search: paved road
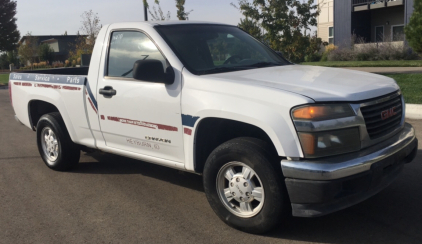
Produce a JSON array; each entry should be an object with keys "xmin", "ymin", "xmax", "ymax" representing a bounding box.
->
[{"xmin": 1, "ymin": 90, "xmax": 421, "ymax": 244}]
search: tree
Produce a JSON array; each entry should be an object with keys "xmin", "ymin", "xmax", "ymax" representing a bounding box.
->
[
  {"xmin": 6, "ymin": 49, "xmax": 18, "ymax": 66},
  {"xmin": 0, "ymin": 53, "xmax": 8, "ymax": 70},
  {"xmin": 238, "ymin": 17, "xmax": 262, "ymax": 41},
  {"xmin": 80, "ymin": 10, "xmax": 101, "ymax": 44},
  {"xmin": 0, "ymin": 50, "xmax": 18, "ymax": 69},
  {"xmin": 0, "ymin": 0, "xmax": 20, "ymax": 52},
  {"xmin": 38, "ymin": 43, "xmax": 54, "ymax": 63},
  {"xmin": 68, "ymin": 10, "xmax": 101, "ymax": 64},
  {"xmin": 233, "ymin": 0, "xmax": 320, "ymax": 63},
  {"xmin": 175, "ymin": 0, "xmax": 192, "ymax": 20},
  {"xmin": 405, "ymin": 0, "xmax": 422, "ymax": 54},
  {"xmin": 18, "ymin": 32, "xmax": 38, "ymax": 67},
  {"xmin": 145, "ymin": 0, "xmax": 171, "ymax": 21}
]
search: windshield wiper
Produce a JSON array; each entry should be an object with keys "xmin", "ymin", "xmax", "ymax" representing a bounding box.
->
[
  {"xmin": 245, "ymin": 62, "xmax": 282, "ymax": 68},
  {"xmin": 200, "ymin": 66, "xmax": 252, "ymax": 75}
]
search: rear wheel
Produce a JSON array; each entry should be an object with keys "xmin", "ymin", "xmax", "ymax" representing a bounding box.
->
[
  {"xmin": 203, "ymin": 137, "xmax": 288, "ymax": 234},
  {"xmin": 36, "ymin": 112, "xmax": 80, "ymax": 171}
]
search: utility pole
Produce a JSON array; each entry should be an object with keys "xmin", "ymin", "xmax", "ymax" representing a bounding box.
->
[{"xmin": 144, "ymin": 1, "xmax": 148, "ymax": 21}]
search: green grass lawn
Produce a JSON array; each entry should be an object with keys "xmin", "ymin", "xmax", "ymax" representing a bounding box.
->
[
  {"xmin": 383, "ymin": 73, "xmax": 422, "ymax": 104},
  {"xmin": 0, "ymin": 73, "xmax": 9, "ymax": 85},
  {"xmin": 302, "ymin": 60, "xmax": 422, "ymax": 67}
]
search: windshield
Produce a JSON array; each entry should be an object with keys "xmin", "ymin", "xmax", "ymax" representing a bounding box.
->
[{"xmin": 155, "ymin": 24, "xmax": 290, "ymax": 75}]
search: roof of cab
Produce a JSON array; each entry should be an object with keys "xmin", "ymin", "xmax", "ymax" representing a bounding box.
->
[{"xmin": 111, "ymin": 20, "xmax": 233, "ymax": 27}]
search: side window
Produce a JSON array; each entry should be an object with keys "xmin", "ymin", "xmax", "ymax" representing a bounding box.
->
[{"xmin": 107, "ymin": 31, "xmax": 166, "ymax": 78}]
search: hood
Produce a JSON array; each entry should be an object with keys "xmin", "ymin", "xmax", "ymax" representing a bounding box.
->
[{"xmin": 207, "ymin": 65, "xmax": 399, "ymax": 102}]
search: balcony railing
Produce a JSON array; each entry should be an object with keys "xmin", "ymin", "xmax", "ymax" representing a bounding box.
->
[{"xmin": 352, "ymin": 0, "xmax": 399, "ymax": 6}]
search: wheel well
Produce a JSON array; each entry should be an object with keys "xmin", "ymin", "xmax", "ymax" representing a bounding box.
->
[
  {"xmin": 194, "ymin": 118, "xmax": 278, "ymax": 173},
  {"xmin": 28, "ymin": 100, "xmax": 60, "ymax": 130}
]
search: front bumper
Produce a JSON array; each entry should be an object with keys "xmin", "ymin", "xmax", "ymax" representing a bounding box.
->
[{"xmin": 281, "ymin": 123, "xmax": 418, "ymax": 217}]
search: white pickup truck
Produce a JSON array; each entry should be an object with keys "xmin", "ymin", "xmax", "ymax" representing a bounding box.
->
[{"xmin": 10, "ymin": 21, "xmax": 418, "ymax": 234}]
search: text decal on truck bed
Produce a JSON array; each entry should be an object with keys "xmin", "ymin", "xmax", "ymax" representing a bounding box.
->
[{"xmin": 11, "ymin": 73, "xmax": 85, "ymax": 85}]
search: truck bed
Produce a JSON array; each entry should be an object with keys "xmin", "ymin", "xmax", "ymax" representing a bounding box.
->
[{"xmin": 10, "ymin": 67, "xmax": 98, "ymax": 149}]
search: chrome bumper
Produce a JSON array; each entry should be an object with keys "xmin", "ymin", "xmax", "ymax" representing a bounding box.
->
[{"xmin": 281, "ymin": 123, "xmax": 416, "ymax": 181}]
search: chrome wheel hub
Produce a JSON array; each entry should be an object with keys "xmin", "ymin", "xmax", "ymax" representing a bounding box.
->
[
  {"xmin": 41, "ymin": 127, "xmax": 59, "ymax": 163},
  {"xmin": 217, "ymin": 162, "xmax": 265, "ymax": 218}
]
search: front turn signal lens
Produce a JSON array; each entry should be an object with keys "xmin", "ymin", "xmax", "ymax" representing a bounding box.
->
[{"xmin": 292, "ymin": 104, "xmax": 355, "ymax": 121}]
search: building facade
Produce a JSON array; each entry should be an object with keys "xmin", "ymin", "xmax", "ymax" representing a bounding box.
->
[
  {"xmin": 317, "ymin": 0, "xmax": 334, "ymax": 44},
  {"xmin": 317, "ymin": 0, "xmax": 414, "ymax": 47},
  {"xmin": 19, "ymin": 35, "xmax": 86, "ymax": 62}
]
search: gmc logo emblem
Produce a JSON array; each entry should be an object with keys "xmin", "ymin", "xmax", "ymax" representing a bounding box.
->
[{"xmin": 381, "ymin": 107, "xmax": 397, "ymax": 120}]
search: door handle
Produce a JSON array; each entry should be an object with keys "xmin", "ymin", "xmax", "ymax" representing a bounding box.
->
[{"xmin": 99, "ymin": 86, "xmax": 117, "ymax": 97}]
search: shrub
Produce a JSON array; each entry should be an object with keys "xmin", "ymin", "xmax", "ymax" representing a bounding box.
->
[
  {"xmin": 305, "ymin": 53, "xmax": 322, "ymax": 62},
  {"xmin": 327, "ymin": 42, "xmax": 419, "ymax": 62},
  {"xmin": 321, "ymin": 44, "xmax": 338, "ymax": 61},
  {"xmin": 405, "ymin": 0, "xmax": 422, "ymax": 54},
  {"xmin": 52, "ymin": 61, "xmax": 64, "ymax": 68},
  {"xmin": 328, "ymin": 48, "xmax": 355, "ymax": 61}
]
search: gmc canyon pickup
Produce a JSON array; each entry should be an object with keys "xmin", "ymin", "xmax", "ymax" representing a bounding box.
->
[{"xmin": 10, "ymin": 21, "xmax": 418, "ymax": 234}]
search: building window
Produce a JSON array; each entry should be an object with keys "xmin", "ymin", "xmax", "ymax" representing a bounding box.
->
[
  {"xmin": 328, "ymin": 27, "xmax": 334, "ymax": 44},
  {"xmin": 375, "ymin": 26, "xmax": 384, "ymax": 42},
  {"xmin": 392, "ymin": 25, "xmax": 405, "ymax": 41}
]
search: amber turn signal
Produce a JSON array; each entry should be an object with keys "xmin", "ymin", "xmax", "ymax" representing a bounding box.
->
[{"xmin": 292, "ymin": 104, "xmax": 355, "ymax": 121}]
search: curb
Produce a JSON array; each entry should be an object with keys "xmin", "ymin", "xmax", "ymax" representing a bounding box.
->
[{"xmin": 406, "ymin": 104, "xmax": 422, "ymax": 120}]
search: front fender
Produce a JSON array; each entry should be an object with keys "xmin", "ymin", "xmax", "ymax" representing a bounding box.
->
[{"xmin": 181, "ymin": 71, "xmax": 313, "ymax": 171}]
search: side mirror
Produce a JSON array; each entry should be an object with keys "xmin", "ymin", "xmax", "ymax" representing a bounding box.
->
[{"xmin": 132, "ymin": 59, "xmax": 175, "ymax": 85}]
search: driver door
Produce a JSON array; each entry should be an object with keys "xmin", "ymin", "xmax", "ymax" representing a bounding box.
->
[{"xmin": 96, "ymin": 30, "xmax": 184, "ymax": 163}]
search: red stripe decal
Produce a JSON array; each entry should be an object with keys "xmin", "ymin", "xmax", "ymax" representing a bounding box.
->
[
  {"xmin": 88, "ymin": 97, "xmax": 97, "ymax": 114},
  {"xmin": 12, "ymin": 82, "xmax": 79, "ymax": 90},
  {"xmin": 100, "ymin": 115, "xmax": 105, "ymax": 120},
  {"xmin": 184, "ymin": 128, "xmax": 192, "ymax": 135},
  {"xmin": 62, "ymin": 86, "xmax": 80, "ymax": 91},
  {"xmin": 35, "ymin": 84, "xmax": 61, "ymax": 89},
  {"xmin": 107, "ymin": 116, "xmax": 178, "ymax": 132}
]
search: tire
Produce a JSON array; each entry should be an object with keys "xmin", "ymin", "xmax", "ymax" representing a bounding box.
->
[
  {"xmin": 203, "ymin": 137, "xmax": 288, "ymax": 234},
  {"xmin": 36, "ymin": 112, "xmax": 80, "ymax": 171}
]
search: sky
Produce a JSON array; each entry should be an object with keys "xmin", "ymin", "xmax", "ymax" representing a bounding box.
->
[{"xmin": 16, "ymin": 0, "xmax": 245, "ymax": 36}]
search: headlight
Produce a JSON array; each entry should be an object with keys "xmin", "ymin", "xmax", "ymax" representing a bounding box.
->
[
  {"xmin": 298, "ymin": 127, "xmax": 360, "ymax": 158},
  {"xmin": 292, "ymin": 104, "xmax": 355, "ymax": 121},
  {"xmin": 291, "ymin": 104, "xmax": 359, "ymax": 158}
]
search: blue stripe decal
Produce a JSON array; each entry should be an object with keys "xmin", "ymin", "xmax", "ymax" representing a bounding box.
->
[
  {"xmin": 85, "ymin": 79, "xmax": 98, "ymax": 110},
  {"xmin": 182, "ymin": 114, "xmax": 199, "ymax": 127}
]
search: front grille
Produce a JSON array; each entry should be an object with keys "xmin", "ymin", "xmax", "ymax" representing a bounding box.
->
[{"xmin": 361, "ymin": 94, "xmax": 403, "ymax": 140}]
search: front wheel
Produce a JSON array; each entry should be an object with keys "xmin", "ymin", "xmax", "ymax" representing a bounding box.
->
[
  {"xmin": 203, "ymin": 137, "xmax": 288, "ymax": 234},
  {"xmin": 36, "ymin": 112, "xmax": 80, "ymax": 171}
]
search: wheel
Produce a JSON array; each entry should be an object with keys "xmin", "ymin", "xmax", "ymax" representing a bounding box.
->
[
  {"xmin": 203, "ymin": 137, "xmax": 288, "ymax": 234},
  {"xmin": 36, "ymin": 112, "xmax": 80, "ymax": 171}
]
